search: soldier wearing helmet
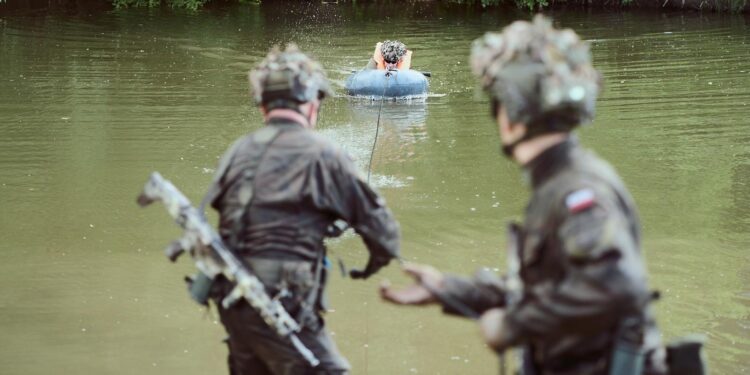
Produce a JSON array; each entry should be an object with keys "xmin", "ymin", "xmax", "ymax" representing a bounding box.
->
[
  {"xmin": 381, "ymin": 16, "xmax": 668, "ymax": 375},
  {"xmin": 365, "ymin": 40, "xmax": 412, "ymax": 70},
  {"xmin": 206, "ymin": 44, "xmax": 400, "ymax": 375}
]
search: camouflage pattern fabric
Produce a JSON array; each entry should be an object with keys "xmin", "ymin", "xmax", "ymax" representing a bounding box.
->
[
  {"xmin": 470, "ymin": 15, "xmax": 601, "ymax": 129},
  {"xmin": 207, "ymin": 117, "xmax": 401, "ymax": 374},
  {"xmin": 215, "ymin": 259, "xmax": 350, "ymax": 375},
  {"xmin": 439, "ymin": 139, "xmax": 667, "ymax": 375},
  {"xmin": 249, "ymin": 44, "xmax": 332, "ymax": 106},
  {"xmin": 210, "ymin": 118, "xmax": 399, "ymax": 265}
]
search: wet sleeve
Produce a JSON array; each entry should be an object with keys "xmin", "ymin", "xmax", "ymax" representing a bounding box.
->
[
  {"xmin": 440, "ymin": 268, "xmax": 506, "ymax": 318},
  {"xmin": 365, "ymin": 58, "xmax": 378, "ymax": 70},
  {"xmin": 497, "ymin": 188, "xmax": 649, "ymax": 349},
  {"xmin": 372, "ymin": 42, "xmax": 384, "ymax": 70},
  {"xmin": 400, "ymin": 50, "xmax": 412, "ymax": 70},
  {"xmin": 311, "ymin": 149, "xmax": 400, "ymax": 269}
]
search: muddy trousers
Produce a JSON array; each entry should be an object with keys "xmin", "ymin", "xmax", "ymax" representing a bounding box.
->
[{"xmin": 218, "ymin": 300, "xmax": 350, "ymax": 375}]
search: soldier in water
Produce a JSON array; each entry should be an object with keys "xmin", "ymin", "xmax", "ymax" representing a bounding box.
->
[
  {"xmin": 380, "ymin": 16, "xmax": 668, "ymax": 375},
  {"xmin": 206, "ymin": 44, "xmax": 401, "ymax": 375},
  {"xmin": 365, "ymin": 40, "xmax": 412, "ymax": 70}
]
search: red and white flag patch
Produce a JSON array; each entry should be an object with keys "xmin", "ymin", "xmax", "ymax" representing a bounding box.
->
[{"xmin": 565, "ymin": 188, "xmax": 596, "ymax": 213}]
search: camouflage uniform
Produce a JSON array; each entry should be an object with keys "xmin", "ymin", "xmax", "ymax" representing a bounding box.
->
[
  {"xmin": 434, "ymin": 16, "xmax": 666, "ymax": 374},
  {"xmin": 208, "ymin": 45, "xmax": 400, "ymax": 375},
  {"xmin": 440, "ymin": 138, "xmax": 665, "ymax": 374}
]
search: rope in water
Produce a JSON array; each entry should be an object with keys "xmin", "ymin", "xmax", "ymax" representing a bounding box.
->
[
  {"xmin": 366, "ymin": 71, "xmax": 392, "ymax": 184},
  {"xmin": 359, "ymin": 70, "xmax": 508, "ymax": 374},
  {"xmin": 363, "ymin": 70, "xmax": 392, "ymax": 375}
]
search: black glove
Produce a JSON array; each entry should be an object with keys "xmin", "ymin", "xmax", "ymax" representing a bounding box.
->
[{"xmin": 349, "ymin": 256, "xmax": 390, "ymax": 280}]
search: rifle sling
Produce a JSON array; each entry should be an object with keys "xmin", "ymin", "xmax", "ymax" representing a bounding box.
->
[{"xmin": 226, "ymin": 126, "xmax": 283, "ymax": 252}]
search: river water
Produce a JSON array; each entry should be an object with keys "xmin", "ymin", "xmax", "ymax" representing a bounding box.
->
[{"xmin": 1, "ymin": 3, "xmax": 748, "ymax": 374}]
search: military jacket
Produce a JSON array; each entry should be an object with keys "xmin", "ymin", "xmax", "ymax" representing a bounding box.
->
[
  {"xmin": 441, "ymin": 139, "xmax": 663, "ymax": 375},
  {"xmin": 209, "ymin": 118, "xmax": 400, "ymax": 265}
]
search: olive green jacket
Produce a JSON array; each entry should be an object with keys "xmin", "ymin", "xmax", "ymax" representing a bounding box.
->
[
  {"xmin": 441, "ymin": 139, "xmax": 664, "ymax": 375},
  {"xmin": 210, "ymin": 118, "xmax": 400, "ymax": 268}
]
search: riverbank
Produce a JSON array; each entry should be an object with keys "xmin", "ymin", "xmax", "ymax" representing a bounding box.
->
[
  {"xmin": 454, "ymin": 0, "xmax": 749, "ymax": 13},
  {"xmin": 600, "ymin": 0, "xmax": 748, "ymax": 13},
  {"xmin": 0, "ymin": 0, "xmax": 748, "ymax": 14}
]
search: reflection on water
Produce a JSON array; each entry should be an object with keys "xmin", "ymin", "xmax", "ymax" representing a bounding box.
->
[
  {"xmin": 0, "ymin": 4, "xmax": 748, "ymax": 375},
  {"xmin": 319, "ymin": 99, "xmax": 428, "ymax": 190}
]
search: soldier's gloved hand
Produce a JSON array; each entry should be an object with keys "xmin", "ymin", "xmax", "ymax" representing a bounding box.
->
[{"xmin": 349, "ymin": 256, "xmax": 390, "ymax": 279}]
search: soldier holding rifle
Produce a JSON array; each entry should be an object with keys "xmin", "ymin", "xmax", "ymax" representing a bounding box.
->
[
  {"xmin": 141, "ymin": 44, "xmax": 400, "ymax": 375},
  {"xmin": 208, "ymin": 44, "xmax": 401, "ymax": 375}
]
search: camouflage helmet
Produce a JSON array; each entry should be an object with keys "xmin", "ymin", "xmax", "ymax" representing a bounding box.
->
[
  {"xmin": 470, "ymin": 15, "xmax": 601, "ymax": 133},
  {"xmin": 249, "ymin": 44, "xmax": 332, "ymax": 110},
  {"xmin": 381, "ymin": 40, "xmax": 407, "ymax": 64}
]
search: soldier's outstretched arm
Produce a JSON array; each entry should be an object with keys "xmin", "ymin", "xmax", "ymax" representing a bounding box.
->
[
  {"xmin": 308, "ymin": 148, "xmax": 400, "ymax": 279},
  {"xmin": 483, "ymin": 186, "xmax": 650, "ymax": 352},
  {"xmin": 439, "ymin": 268, "xmax": 506, "ymax": 316},
  {"xmin": 380, "ymin": 264, "xmax": 506, "ymax": 319},
  {"xmin": 380, "ymin": 263, "xmax": 442, "ymax": 305}
]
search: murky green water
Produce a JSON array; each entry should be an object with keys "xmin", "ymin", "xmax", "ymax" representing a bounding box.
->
[{"xmin": 1, "ymin": 3, "xmax": 748, "ymax": 374}]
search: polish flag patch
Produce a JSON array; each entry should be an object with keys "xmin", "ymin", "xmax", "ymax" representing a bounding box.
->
[{"xmin": 565, "ymin": 188, "xmax": 596, "ymax": 213}]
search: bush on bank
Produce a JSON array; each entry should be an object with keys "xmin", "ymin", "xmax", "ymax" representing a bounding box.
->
[
  {"xmin": 110, "ymin": 0, "xmax": 748, "ymax": 12},
  {"xmin": 111, "ymin": 0, "xmax": 258, "ymax": 11},
  {"xmin": 0, "ymin": 0, "xmax": 747, "ymax": 13},
  {"xmin": 471, "ymin": 0, "xmax": 747, "ymax": 12}
]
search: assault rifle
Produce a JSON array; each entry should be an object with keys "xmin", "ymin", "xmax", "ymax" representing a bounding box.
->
[{"xmin": 136, "ymin": 172, "xmax": 320, "ymax": 367}]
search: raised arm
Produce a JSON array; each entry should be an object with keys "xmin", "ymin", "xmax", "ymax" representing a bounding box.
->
[{"xmin": 308, "ymin": 148, "xmax": 400, "ymax": 279}]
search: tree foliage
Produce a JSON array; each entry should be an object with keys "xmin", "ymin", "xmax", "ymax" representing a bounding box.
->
[
  {"xmin": 113, "ymin": 0, "xmax": 211, "ymax": 10},
  {"xmin": 1, "ymin": 0, "xmax": 743, "ymax": 12}
]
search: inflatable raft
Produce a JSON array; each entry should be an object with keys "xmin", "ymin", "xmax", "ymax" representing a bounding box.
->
[{"xmin": 345, "ymin": 69, "xmax": 429, "ymax": 98}]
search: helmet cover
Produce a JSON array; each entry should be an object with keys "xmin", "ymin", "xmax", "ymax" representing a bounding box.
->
[
  {"xmin": 470, "ymin": 15, "xmax": 601, "ymax": 130},
  {"xmin": 249, "ymin": 44, "xmax": 332, "ymax": 107}
]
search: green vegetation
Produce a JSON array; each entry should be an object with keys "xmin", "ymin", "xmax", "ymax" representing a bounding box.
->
[
  {"xmin": 113, "ymin": 0, "xmax": 209, "ymax": 10},
  {"xmin": 727, "ymin": 0, "xmax": 749, "ymax": 12},
  {"xmin": 107, "ymin": 0, "xmax": 747, "ymax": 12},
  {"xmin": 112, "ymin": 0, "xmax": 258, "ymax": 10},
  {"xmin": 447, "ymin": 0, "xmax": 542, "ymax": 10},
  {"xmin": 110, "ymin": 0, "xmax": 546, "ymax": 10},
  {"xmin": 0, "ymin": 0, "xmax": 745, "ymax": 13}
]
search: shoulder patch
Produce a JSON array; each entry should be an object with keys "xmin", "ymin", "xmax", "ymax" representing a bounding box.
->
[{"xmin": 565, "ymin": 188, "xmax": 596, "ymax": 213}]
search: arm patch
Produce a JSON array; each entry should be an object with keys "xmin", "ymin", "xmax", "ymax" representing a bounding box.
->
[
  {"xmin": 559, "ymin": 189, "xmax": 616, "ymax": 260},
  {"xmin": 565, "ymin": 188, "xmax": 596, "ymax": 213}
]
